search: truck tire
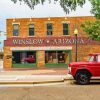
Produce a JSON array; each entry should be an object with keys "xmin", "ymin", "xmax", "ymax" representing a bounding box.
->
[{"xmin": 75, "ymin": 71, "xmax": 90, "ymax": 85}]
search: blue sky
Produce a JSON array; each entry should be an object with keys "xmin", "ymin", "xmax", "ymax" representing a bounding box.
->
[{"xmin": 0, "ymin": 0, "xmax": 92, "ymax": 48}]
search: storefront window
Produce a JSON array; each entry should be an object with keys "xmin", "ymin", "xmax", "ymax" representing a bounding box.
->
[
  {"xmin": 45, "ymin": 51, "xmax": 69, "ymax": 64},
  {"xmin": 12, "ymin": 51, "xmax": 36, "ymax": 64},
  {"xmin": 58, "ymin": 51, "xmax": 65, "ymax": 63},
  {"xmin": 45, "ymin": 51, "xmax": 57, "ymax": 63}
]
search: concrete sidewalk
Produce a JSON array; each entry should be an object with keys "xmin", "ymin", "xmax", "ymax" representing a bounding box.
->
[{"xmin": 0, "ymin": 68, "xmax": 73, "ymax": 84}]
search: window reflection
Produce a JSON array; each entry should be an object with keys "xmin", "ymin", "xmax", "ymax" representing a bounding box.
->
[
  {"xmin": 45, "ymin": 51, "xmax": 68, "ymax": 64},
  {"xmin": 12, "ymin": 51, "xmax": 36, "ymax": 64}
]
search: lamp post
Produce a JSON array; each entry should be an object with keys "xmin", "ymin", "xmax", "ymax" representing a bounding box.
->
[{"xmin": 74, "ymin": 28, "xmax": 78, "ymax": 62}]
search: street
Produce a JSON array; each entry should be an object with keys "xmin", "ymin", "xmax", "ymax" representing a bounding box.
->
[{"xmin": 0, "ymin": 80, "xmax": 100, "ymax": 100}]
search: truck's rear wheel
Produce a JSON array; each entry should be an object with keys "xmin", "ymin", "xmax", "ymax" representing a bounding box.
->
[{"xmin": 75, "ymin": 71, "xmax": 90, "ymax": 85}]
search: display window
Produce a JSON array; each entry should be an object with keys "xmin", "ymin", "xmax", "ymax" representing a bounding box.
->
[
  {"xmin": 45, "ymin": 51, "xmax": 69, "ymax": 64},
  {"xmin": 12, "ymin": 51, "xmax": 36, "ymax": 64}
]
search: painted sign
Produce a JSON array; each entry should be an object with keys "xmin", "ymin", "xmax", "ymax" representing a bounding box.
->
[{"xmin": 4, "ymin": 37, "xmax": 100, "ymax": 46}]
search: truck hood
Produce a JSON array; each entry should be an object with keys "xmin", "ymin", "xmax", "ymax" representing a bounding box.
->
[{"xmin": 69, "ymin": 62, "xmax": 88, "ymax": 67}]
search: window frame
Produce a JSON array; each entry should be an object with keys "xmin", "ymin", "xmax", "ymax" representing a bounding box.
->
[
  {"xmin": 46, "ymin": 23, "xmax": 53, "ymax": 36},
  {"xmin": 63, "ymin": 23, "xmax": 69, "ymax": 35},
  {"xmin": 12, "ymin": 24, "xmax": 19, "ymax": 36},
  {"xmin": 29, "ymin": 24, "xmax": 35, "ymax": 36}
]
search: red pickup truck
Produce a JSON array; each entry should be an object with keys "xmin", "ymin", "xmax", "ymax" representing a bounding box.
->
[
  {"xmin": 69, "ymin": 53, "xmax": 100, "ymax": 85},
  {"xmin": 23, "ymin": 55, "xmax": 35, "ymax": 63}
]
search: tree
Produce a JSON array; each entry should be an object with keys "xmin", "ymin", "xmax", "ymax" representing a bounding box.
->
[
  {"xmin": 90, "ymin": 0, "xmax": 100, "ymax": 19},
  {"xmin": 81, "ymin": 20, "xmax": 100, "ymax": 41},
  {"xmin": 81, "ymin": 0, "xmax": 100, "ymax": 41},
  {"xmin": 11, "ymin": 0, "xmax": 86, "ymax": 14}
]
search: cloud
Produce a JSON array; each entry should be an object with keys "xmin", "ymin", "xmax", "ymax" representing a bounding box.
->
[{"xmin": 0, "ymin": 0, "xmax": 91, "ymax": 18}]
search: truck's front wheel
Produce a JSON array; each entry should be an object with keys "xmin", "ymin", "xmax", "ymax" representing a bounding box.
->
[{"xmin": 75, "ymin": 71, "xmax": 90, "ymax": 85}]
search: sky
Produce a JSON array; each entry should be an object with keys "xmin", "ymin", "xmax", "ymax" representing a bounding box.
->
[{"xmin": 0, "ymin": 0, "xmax": 92, "ymax": 48}]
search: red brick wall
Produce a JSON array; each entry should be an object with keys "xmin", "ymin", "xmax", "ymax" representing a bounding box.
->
[
  {"xmin": 6, "ymin": 16, "xmax": 96, "ymax": 38},
  {"xmin": 4, "ymin": 16, "xmax": 100, "ymax": 69}
]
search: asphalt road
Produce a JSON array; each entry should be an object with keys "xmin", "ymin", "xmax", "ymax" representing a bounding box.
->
[{"xmin": 0, "ymin": 81, "xmax": 100, "ymax": 100}]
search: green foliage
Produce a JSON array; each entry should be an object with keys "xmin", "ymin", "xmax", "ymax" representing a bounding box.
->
[
  {"xmin": 81, "ymin": 0, "xmax": 100, "ymax": 41},
  {"xmin": 11, "ymin": 0, "xmax": 86, "ymax": 14},
  {"xmin": 89, "ymin": 0, "xmax": 100, "ymax": 19},
  {"xmin": 81, "ymin": 20, "xmax": 100, "ymax": 41},
  {"xmin": 59, "ymin": 0, "xmax": 86, "ymax": 13}
]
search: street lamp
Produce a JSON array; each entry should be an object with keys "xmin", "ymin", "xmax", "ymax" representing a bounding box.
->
[{"xmin": 74, "ymin": 28, "xmax": 78, "ymax": 62}]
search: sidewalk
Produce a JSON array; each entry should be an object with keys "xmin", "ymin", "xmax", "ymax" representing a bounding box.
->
[{"xmin": 0, "ymin": 68, "xmax": 73, "ymax": 84}]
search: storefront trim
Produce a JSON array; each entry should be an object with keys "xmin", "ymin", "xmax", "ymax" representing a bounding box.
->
[
  {"xmin": 45, "ymin": 63, "xmax": 68, "ymax": 68},
  {"xmin": 10, "ymin": 46, "xmax": 72, "ymax": 51},
  {"xmin": 12, "ymin": 63, "xmax": 37, "ymax": 68}
]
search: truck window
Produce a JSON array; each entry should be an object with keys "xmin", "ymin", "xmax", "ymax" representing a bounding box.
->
[
  {"xmin": 89, "ymin": 56, "xmax": 94, "ymax": 62},
  {"xmin": 97, "ymin": 55, "xmax": 100, "ymax": 62}
]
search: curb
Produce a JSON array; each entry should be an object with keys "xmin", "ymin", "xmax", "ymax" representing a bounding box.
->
[
  {"xmin": 0, "ymin": 74, "xmax": 73, "ymax": 85},
  {"xmin": 0, "ymin": 80, "xmax": 64, "ymax": 85},
  {"xmin": 0, "ymin": 78, "xmax": 73, "ymax": 85}
]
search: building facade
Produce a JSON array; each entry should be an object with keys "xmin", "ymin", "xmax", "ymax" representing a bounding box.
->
[{"xmin": 4, "ymin": 16, "xmax": 100, "ymax": 69}]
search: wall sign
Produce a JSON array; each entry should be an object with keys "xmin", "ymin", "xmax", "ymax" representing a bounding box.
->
[{"xmin": 4, "ymin": 37, "xmax": 100, "ymax": 46}]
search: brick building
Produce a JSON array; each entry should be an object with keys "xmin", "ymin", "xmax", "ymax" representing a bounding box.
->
[{"xmin": 4, "ymin": 16, "xmax": 100, "ymax": 70}]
